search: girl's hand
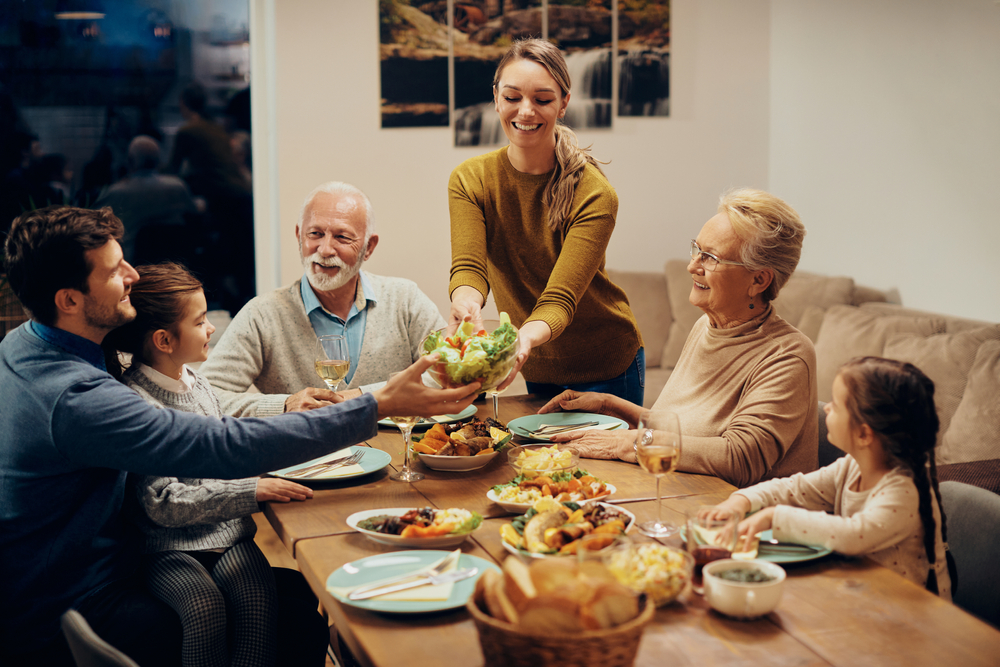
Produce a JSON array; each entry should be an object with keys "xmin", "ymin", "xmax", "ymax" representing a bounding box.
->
[
  {"xmin": 537, "ymin": 390, "xmax": 608, "ymax": 415},
  {"xmin": 256, "ymin": 478, "xmax": 313, "ymax": 503},
  {"xmin": 706, "ymin": 494, "xmax": 752, "ymax": 522},
  {"xmin": 550, "ymin": 428, "xmax": 636, "ymax": 463},
  {"xmin": 737, "ymin": 506, "xmax": 776, "ymax": 539}
]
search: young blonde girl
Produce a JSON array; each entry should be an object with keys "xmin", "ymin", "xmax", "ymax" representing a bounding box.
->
[
  {"xmin": 104, "ymin": 262, "xmax": 313, "ymax": 667},
  {"xmin": 713, "ymin": 356, "xmax": 953, "ymax": 598}
]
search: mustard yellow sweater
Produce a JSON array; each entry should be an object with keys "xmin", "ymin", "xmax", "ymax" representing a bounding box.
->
[{"xmin": 448, "ymin": 147, "xmax": 641, "ymax": 385}]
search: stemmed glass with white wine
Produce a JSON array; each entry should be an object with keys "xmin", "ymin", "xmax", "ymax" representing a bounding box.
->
[
  {"xmin": 315, "ymin": 335, "xmax": 349, "ymax": 391},
  {"xmin": 387, "ymin": 372, "xmax": 424, "ymax": 482},
  {"xmin": 634, "ymin": 410, "xmax": 683, "ymax": 538}
]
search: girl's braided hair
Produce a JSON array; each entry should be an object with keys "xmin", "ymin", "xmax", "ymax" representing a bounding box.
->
[{"xmin": 838, "ymin": 356, "xmax": 950, "ymax": 594}]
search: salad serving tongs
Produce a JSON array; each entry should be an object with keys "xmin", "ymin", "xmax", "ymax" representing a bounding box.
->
[
  {"xmin": 529, "ymin": 421, "xmax": 600, "ymax": 437},
  {"xmin": 347, "ymin": 549, "xmax": 462, "ymax": 600}
]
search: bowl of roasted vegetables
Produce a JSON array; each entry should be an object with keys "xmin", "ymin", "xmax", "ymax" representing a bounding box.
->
[
  {"xmin": 487, "ymin": 469, "xmax": 616, "ymax": 513},
  {"xmin": 413, "ymin": 419, "xmax": 512, "ymax": 471},
  {"xmin": 500, "ymin": 498, "xmax": 634, "ymax": 558},
  {"xmin": 422, "ymin": 315, "xmax": 519, "ymax": 393},
  {"xmin": 347, "ymin": 507, "xmax": 483, "ymax": 549}
]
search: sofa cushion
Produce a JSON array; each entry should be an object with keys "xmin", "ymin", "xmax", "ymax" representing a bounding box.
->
[
  {"xmin": 883, "ymin": 326, "xmax": 1000, "ymax": 450},
  {"xmin": 608, "ymin": 269, "xmax": 672, "ymax": 369},
  {"xmin": 939, "ymin": 340, "xmax": 1000, "ymax": 465},
  {"xmin": 860, "ymin": 302, "xmax": 993, "ymax": 334},
  {"xmin": 771, "ymin": 271, "xmax": 855, "ymax": 330},
  {"xmin": 660, "ymin": 260, "xmax": 703, "ymax": 369},
  {"xmin": 797, "ymin": 305, "xmax": 827, "ymax": 344},
  {"xmin": 813, "ymin": 305, "xmax": 946, "ymax": 402}
]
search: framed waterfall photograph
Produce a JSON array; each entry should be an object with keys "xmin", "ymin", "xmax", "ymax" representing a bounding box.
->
[
  {"xmin": 618, "ymin": 0, "xmax": 670, "ymax": 117},
  {"xmin": 379, "ymin": 0, "xmax": 450, "ymax": 128}
]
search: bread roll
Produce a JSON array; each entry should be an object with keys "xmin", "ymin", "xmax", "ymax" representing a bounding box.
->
[{"xmin": 502, "ymin": 557, "xmax": 537, "ymax": 611}]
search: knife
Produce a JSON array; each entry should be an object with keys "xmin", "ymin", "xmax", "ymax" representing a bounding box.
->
[{"xmin": 347, "ymin": 567, "xmax": 479, "ymax": 600}]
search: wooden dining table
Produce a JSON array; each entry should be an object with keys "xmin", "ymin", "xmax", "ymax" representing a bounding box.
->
[{"xmin": 264, "ymin": 394, "xmax": 1000, "ymax": 667}]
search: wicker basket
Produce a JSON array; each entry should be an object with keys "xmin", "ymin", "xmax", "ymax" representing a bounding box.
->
[{"xmin": 467, "ymin": 595, "xmax": 655, "ymax": 667}]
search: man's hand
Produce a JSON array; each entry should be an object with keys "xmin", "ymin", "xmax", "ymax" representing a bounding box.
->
[
  {"xmin": 283, "ymin": 387, "xmax": 345, "ymax": 413},
  {"xmin": 537, "ymin": 389, "xmax": 608, "ymax": 416},
  {"xmin": 255, "ymin": 478, "xmax": 313, "ymax": 503},
  {"xmin": 549, "ymin": 428, "xmax": 637, "ymax": 463},
  {"xmin": 372, "ymin": 354, "xmax": 480, "ymax": 420}
]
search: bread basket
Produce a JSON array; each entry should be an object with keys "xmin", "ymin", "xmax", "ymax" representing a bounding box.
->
[{"xmin": 466, "ymin": 594, "xmax": 655, "ymax": 667}]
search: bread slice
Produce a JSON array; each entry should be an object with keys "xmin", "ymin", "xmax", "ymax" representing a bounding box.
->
[
  {"xmin": 480, "ymin": 569, "xmax": 519, "ymax": 624},
  {"xmin": 579, "ymin": 581, "xmax": 641, "ymax": 630},
  {"xmin": 502, "ymin": 557, "xmax": 537, "ymax": 611},
  {"xmin": 518, "ymin": 593, "xmax": 585, "ymax": 633}
]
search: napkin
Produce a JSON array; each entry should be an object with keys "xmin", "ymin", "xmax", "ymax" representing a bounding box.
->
[
  {"xmin": 287, "ymin": 448, "xmax": 364, "ymax": 479},
  {"xmin": 542, "ymin": 422, "xmax": 622, "ymax": 437},
  {"xmin": 328, "ymin": 559, "xmax": 458, "ymax": 602}
]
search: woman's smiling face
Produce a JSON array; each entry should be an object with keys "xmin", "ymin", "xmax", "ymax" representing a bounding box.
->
[
  {"xmin": 688, "ymin": 213, "xmax": 760, "ymax": 328},
  {"xmin": 493, "ymin": 58, "xmax": 569, "ymax": 158}
]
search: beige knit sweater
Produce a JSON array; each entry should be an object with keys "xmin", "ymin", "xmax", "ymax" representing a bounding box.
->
[
  {"xmin": 738, "ymin": 456, "xmax": 952, "ymax": 600},
  {"xmin": 652, "ymin": 306, "xmax": 818, "ymax": 487}
]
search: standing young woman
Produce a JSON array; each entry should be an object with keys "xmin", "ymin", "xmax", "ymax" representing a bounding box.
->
[{"xmin": 448, "ymin": 38, "xmax": 644, "ymax": 404}]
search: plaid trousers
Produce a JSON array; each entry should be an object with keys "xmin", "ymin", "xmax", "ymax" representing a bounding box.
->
[{"xmin": 144, "ymin": 540, "xmax": 278, "ymax": 667}]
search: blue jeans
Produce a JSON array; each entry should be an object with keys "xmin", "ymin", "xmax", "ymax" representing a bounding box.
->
[{"xmin": 526, "ymin": 348, "xmax": 645, "ymax": 406}]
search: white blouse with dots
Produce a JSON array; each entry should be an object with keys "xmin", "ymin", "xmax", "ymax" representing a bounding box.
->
[{"xmin": 737, "ymin": 455, "xmax": 952, "ymax": 601}]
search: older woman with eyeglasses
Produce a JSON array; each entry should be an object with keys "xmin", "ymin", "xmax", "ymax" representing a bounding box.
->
[{"xmin": 539, "ymin": 188, "xmax": 817, "ymax": 487}]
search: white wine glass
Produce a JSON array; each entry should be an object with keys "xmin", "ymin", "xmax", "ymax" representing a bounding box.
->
[
  {"xmin": 315, "ymin": 335, "xmax": 350, "ymax": 391},
  {"xmin": 387, "ymin": 372, "xmax": 425, "ymax": 482},
  {"xmin": 634, "ymin": 410, "xmax": 682, "ymax": 538}
]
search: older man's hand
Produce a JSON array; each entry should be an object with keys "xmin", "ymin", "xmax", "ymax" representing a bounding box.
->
[
  {"xmin": 283, "ymin": 387, "xmax": 345, "ymax": 413},
  {"xmin": 549, "ymin": 428, "xmax": 637, "ymax": 464}
]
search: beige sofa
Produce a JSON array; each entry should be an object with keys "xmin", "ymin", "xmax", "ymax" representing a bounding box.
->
[{"xmin": 609, "ymin": 261, "xmax": 1000, "ymax": 494}]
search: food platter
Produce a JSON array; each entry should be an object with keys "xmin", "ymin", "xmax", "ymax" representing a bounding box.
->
[
  {"xmin": 327, "ymin": 550, "xmax": 500, "ymax": 614},
  {"xmin": 417, "ymin": 449, "xmax": 498, "ymax": 471},
  {"xmin": 507, "ymin": 413, "xmax": 628, "ymax": 441},
  {"xmin": 377, "ymin": 405, "xmax": 477, "ymax": 430},
  {"xmin": 486, "ymin": 483, "xmax": 617, "ymax": 513},
  {"xmin": 501, "ymin": 502, "xmax": 636, "ymax": 559},
  {"xmin": 346, "ymin": 508, "xmax": 482, "ymax": 549},
  {"xmin": 268, "ymin": 446, "xmax": 391, "ymax": 481}
]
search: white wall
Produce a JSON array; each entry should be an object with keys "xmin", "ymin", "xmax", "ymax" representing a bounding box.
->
[
  {"xmin": 251, "ymin": 0, "xmax": 771, "ymax": 318},
  {"xmin": 770, "ymin": 0, "xmax": 1000, "ymax": 321}
]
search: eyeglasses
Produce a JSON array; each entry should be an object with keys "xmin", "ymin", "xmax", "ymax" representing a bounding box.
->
[{"xmin": 689, "ymin": 240, "xmax": 747, "ymax": 271}]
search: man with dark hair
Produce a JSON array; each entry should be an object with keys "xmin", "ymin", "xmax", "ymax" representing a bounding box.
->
[{"xmin": 0, "ymin": 206, "xmax": 479, "ymax": 665}]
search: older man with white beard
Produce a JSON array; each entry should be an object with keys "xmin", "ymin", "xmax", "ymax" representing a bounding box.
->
[{"xmin": 199, "ymin": 181, "xmax": 446, "ymax": 416}]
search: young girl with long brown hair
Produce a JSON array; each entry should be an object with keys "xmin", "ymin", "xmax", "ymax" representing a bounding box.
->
[
  {"xmin": 104, "ymin": 262, "xmax": 313, "ymax": 667},
  {"xmin": 448, "ymin": 38, "xmax": 644, "ymax": 404},
  {"xmin": 712, "ymin": 356, "xmax": 953, "ymax": 598}
]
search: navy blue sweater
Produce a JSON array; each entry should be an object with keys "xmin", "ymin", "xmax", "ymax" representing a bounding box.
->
[{"xmin": 0, "ymin": 323, "xmax": 378, "ymax": 650}]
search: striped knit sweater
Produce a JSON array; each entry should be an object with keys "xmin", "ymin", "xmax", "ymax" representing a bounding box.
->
[{"xmin": 123, "ymin": 365, "xmax": 259, "ymax": 554}]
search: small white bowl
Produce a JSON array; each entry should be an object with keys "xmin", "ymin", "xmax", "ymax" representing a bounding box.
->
[
  {"xmin": 417, "ymin": 449, "xmax": 498, "ymax": 471},
  {"xmin": 703, "ymin": 559, "xmax": 786, "ymax": 619}
]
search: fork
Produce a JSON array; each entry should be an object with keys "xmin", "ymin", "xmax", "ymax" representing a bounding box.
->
[
  {"xmin": 285, "ymin": 450, "xmax": 365, "ymax": 478},
  {"xmin": 347, "ymin": 549, "xmax": 461, "ymax": 599}
]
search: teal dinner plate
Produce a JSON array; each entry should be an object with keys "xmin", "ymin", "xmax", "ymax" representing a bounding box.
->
[
  {"xmin": 269, "ymin": 446, "xmax": 391, "ymax": 481},
  {"xmin": 507, "ymin": 412, "xmax": 627, "ymax": 441},
  {"xmin": 753, "ymin": 529, "xmax": 833, "ymax": 564},
  {"xmin": 326, "ymin": 550, "xmax": 499, "ymax": 614},
  {"xmin": 377, "ymin": 404, "xmax": 478, "ymax": 430},
  {"xmin": 679, "ymin": 527, "xmax": 832, "ymax": 564}
]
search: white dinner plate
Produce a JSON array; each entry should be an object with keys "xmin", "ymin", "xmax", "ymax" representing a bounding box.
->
[
  {"xmin": 417, "ymin": 449, "xmax": 499, "ymax": 471},
  {"xmin": 346, "ymin": 508, "xmax": 481, "ymax": 549},
  {"xmin": 268, "ymin": 446, "xmax": 390, "ymax": 481},
  {"xmin": 507, "ymin": 412, "xmax": 628, "ymax": 441},
  {"xmin": 486, "ymin": 483, "xmax": 617, "ymax": 514},
  {"xmin": 377, "ymin": 405, "xmax": 477, "ymax": 430},
  {"xmin": 327, "ymin": 550, "xmax": 499, "ymax": 614},
  {"xmin": 500, "ymin": 502, "xmax": 635, "ymax": 559}
]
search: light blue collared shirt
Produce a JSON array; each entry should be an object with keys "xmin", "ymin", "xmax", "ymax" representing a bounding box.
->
[{"xmin": 300, "ymin": 272, "xmax": 376, "ymax": 385}]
